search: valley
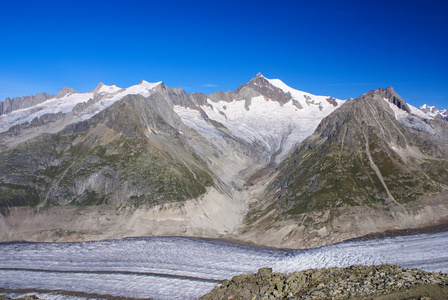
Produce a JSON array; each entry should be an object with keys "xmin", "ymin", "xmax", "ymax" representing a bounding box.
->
[{"xmin": 0, "ymin": 74, "xmax": 447, "ymax": 249}]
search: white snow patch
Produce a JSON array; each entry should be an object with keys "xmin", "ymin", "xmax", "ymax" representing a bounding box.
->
[
  {"xmin": 383, "ymin": 98, "xmax": 436, "ymax": 134},
  {"xmin": 384, "ymin": 97, "xmax": 409, "ymax": 120},
  {"xmin": 409, "ymin": 104, "xmax": 433, "ymax": 119},
  {"xmin": 0, "ymin": 92, "xmax": 94, "ymax": 131},
  {"xmin": 267, "ymin": 78, "xmax": 345, "ymax": 109},
  {"xmin": 173, "ymin": 106, "xmax": 225, "ymax": 141},
  {"xmin": 97, "ymin": 84, "xmax": 121, "ymax": 94}
]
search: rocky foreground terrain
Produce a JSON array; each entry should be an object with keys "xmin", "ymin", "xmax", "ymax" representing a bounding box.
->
[{"xmin": 200, "ymin": 264, "xmax": 448, "ymax": 300}]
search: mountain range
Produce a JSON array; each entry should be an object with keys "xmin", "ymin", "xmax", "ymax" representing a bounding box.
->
[{"xmin": 0, "ymin": 74, "xmax": 447, "ymax": 248}]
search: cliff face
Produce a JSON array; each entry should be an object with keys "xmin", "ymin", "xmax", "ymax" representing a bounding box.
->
[{"xmin": 1, "ymin": 93, "xmax": 54, "ymax": 116}]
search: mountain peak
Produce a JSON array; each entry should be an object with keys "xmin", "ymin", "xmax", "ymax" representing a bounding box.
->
[
  {"xmin": 234, "ymin": 73, "xmax": 293, "ymax": 107},
  {"xmin": 420, "ymin": 103, "xmax": 448, "ymax": 120},
  {"xmin": 56, "ymin": 86, "xmax": 77, "ymax": 98},
  {"xmin": 92, "ymin": 82, "xmax": 105, "ymax": 93},
  {"xmin": 247, "ymin": 73, "xmax": 272, "ymax": 86},
  {"xmin": 369, "ymin": 86, "xmax": 410, "ymax": 113},
  {"xmin": 421, "ymin": 104, "xmax": 430, "ymax": 110},
  {"xmin": 138, "ymin": 80, "xmax": 163, "ymax": 89}
]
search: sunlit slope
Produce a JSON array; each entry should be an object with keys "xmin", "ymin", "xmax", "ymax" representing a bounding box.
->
[{"xmin": 242, "ymin": 87, "xmax": 448, "ymax": 247}]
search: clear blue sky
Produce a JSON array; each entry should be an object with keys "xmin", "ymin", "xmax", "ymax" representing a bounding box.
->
[{"xmin": 1, "ymin": 0, "xmax": 447, "ymax": 109}]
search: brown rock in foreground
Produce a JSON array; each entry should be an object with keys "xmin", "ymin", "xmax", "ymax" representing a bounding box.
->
[
  {"xmin": 0, "ymin": 296, "xmax": 39, "ymax": 300},
  {"xmin": 200, "ymin": 264, "xmax": 448, "ymax": 300}
]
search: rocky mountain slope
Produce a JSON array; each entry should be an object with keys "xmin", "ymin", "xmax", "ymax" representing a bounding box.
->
[
  {"xmin": 0, "ymin": 91, "xmax": 214, "ymax": 208},
  {"xmin": 0, "ymin": 75, "xmax": 447, "ymax": 247},
  {"xmin": 242, "ymin": 87, "xmax": 448, "ymax": 247}
]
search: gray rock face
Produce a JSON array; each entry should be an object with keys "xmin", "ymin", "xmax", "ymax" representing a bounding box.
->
[
  {"xmin": 56, "ymin": 86, "xmax": 77, "ymax": 98},
  {"xmin": 1, "ymin": 93, "xmax": 54, "ymax": 116},
  {"xmin": 1, "ymin": 112, "xmax": 65, "ymax": 137},
  {"xmin": 375, "ymin": 86, "xmax": 411, "ymax": 113},
  {"xmin": 235, "ymin": 73, "xmax": 293, "ymax": 107},
  {"xmin": 326, "ymin": 97, "xmax": 338, "ymax": 107}
]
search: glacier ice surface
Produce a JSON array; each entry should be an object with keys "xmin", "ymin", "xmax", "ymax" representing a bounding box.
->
[{"xmin": 0, "ymin": 231, "xmax": 447, "ymax": 299}]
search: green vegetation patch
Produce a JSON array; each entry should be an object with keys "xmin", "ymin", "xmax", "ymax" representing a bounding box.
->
[{"xmin": 0, "ymin": 183, "xmax": 41, "ymax": 208}]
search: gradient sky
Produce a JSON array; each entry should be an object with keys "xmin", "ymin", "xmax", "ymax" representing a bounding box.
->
[{"xmin": 1, "ymin": 0, "xmax": 447, "ymax": 109}]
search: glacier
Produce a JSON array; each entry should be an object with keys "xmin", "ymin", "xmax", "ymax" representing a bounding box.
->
[{"xmin": 0, "ymin": 231, "xmax": 447, "ymax": 300}]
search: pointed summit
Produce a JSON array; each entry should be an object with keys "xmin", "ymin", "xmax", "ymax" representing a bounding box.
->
[
  {"xmin": 246, "ymin": 73, "xmax": 273, "ymax": 88},
  {"xmin": 92, "ymin": 82, "xmax": 105, "ymax": 93},
  {"xmin": 232, "ymin": 73, "xmax": 293, "ymax": 106},
  {"xmin": 248, "ymin": 73, "xmax": 268, "ymax": 84},
  {"xmin": 56, "ymin": 86, "xmax": 77, "ymax": 98},
  {"xmin": 368, "ymin": 86, "xmax": 410, "ymax": 113},
  {"xmin": 259, "ymin": 85, "xmax": 448, "ymax": 246}
]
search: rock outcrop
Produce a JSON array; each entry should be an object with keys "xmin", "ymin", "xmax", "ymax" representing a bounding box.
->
[
  {"xmin": 56, "ymin": 86, "xmax": 77, "ymax": 98},
  {"xmin": 200, "ymin": 264, "xmax": 448, "ymax": 300},
  {"xmin": 1, "ymin": 93, "xmax": 53, "ymax": 116}
]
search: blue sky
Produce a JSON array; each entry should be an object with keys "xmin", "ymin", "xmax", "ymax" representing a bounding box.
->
[{"xmin": 1, "ymin": 0, "xmax": 447, "ymax": 109}]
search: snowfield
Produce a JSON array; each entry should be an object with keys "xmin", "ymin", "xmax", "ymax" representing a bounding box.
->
[
  {"xmin": 383, "ymin": 98, "xmax": 437, "ymax": 134},
  {"xmin": 0, "ymin": 231, "xmax": 447, "ymax": 300},
  {"xmin": 174, "ymin": 77, "xmax": 344, "ymax": 164}
]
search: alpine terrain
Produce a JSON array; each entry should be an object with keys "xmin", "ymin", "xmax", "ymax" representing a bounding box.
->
[{"xmin": 0, "ymin": 74, "xmax": 447, "ymax": 248}]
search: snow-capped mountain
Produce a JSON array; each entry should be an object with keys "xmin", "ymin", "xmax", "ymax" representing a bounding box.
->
[
  {"xmin": 0, "ymin": 80, "xmax": 161, "ymax": 133},
  {"xmin": 174, "ymin": 74, "xmax": 344, "ymax": 164},
  {"xmin": 0, "ymin": 74, "xmax": 447, "ymax": 249},
  {"xmin": 420, "ymin": 103, "xmax": 448, "ymax": 120}
]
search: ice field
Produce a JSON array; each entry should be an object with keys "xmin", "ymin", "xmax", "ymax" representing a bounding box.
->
[{"xmin": 1, "ymin": 230, "xmax": 447, "ymax": 299}]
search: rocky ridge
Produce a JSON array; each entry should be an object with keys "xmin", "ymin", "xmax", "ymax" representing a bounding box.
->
[
  {"xmin": 200, "ymin": 264, "xmax": 448, "ymax": 300},
  {"xmin": 0, "ymin": 93, "xmax": 54, "ymax": 117}
]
